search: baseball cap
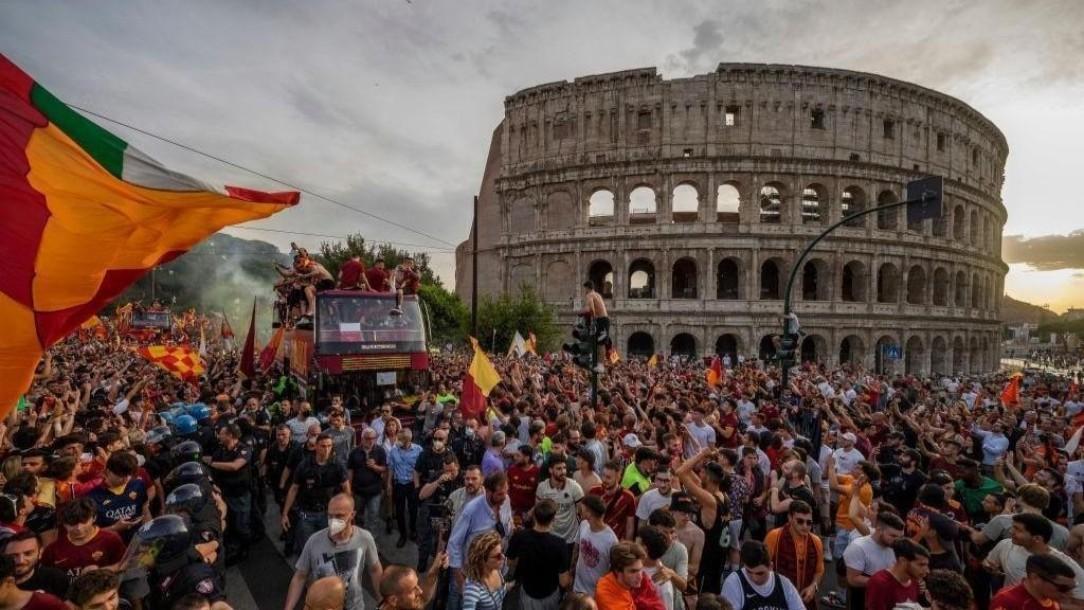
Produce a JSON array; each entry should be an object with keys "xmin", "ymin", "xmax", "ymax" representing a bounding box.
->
[
  {"xmin": 842, "ymin": 432, "xmax": 857, "ymax": 443},
  {"xmin": 622, "ymin": 433, "xmax": 643, "ymax": 449}
]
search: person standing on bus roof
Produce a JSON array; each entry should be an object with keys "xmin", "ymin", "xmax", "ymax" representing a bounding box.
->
[
  {"xmin": 391, "ymin": 258, "xmax": 420, "ymax": 316},
  {"xmin": 337, "ymin": 255, "xmax": 371, "ymax": 291},
  {"xmin": 366, "ymin": 259, "xmax": 392, "ymax": 294}
]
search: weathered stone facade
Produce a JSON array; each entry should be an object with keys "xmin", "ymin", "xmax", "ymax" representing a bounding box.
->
[{"xmin": 456, "ymin": 64, "xmax": 1009, "ymax": 374}]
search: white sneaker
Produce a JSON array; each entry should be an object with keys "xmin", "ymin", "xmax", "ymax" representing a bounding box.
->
[
  {"xmin": 824, "ymin": 545, "xmax": 833, "ymax": 561},
  {"xmin": 390, "ymin": 308, "xmax": 402, "ymax": 316}
]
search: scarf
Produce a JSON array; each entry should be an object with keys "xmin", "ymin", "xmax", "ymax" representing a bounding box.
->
[{"xmin": 771, "ymin": 527, "xmax": 819, "ymax": 590}]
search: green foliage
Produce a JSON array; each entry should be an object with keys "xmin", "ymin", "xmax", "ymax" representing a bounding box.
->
[
  {"xmin": 468, "ymin": 286, "xmax": 560, "ymax": 353},
  {"xmin": 418, "ymin": 283, "xmax": 467, "ymax": 346},
  {"xmin": 1037, "ymin": 318, "xmax": 1084, "ymax": 339},
  {"xmin": 315, "ymin": 235, "xmax": 441, "ymax": 288}
]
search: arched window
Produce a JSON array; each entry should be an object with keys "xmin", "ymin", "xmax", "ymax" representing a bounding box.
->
[
  {"xmin": 717, "ymin": 258, "xmax": 741, "ymax": 299},
  {"xmin": 875, "ymin": 335, "xmax": 897, "ymax": 374},
  {"xmin": 672, "ymin": 258, "xmax": 698, "ymax": 299},
  {"xmin": 546, "ymin": 191, "xmax": 575, "ymax": 230},
  {"xmin": 628, "ymin": 259, "xmax": 655, "ymax": 299},
  {"xmin": 759, "ymin": 334, "xmax": 778, "ymax": 360},
  {"xmin": 932, "ymin": 209, "xmax": 947, "ymax": 237},
  {"xmin": 841, "ymin": 186, "xmax": 867, "ymax": 228},
  {"xmin": 627, "ymin": 332, "xmax": 655, "ymax": 358},
  {"xmin": 906, "ymin": 265, "xmax": 927, "ymax": 305},
  {"xmin": 905, "ymin": 336, "xmax": 925, "ymax": 375},
  {"xmin": 971, "ymin": 273, "xmax": 982, "ymax": 310},
  {"xmin": 877, "ymin": 263, "xmax": 900, "ymax": 303},
  {"xmin": 760, "ymin": 260, "xmax": 782, "ymax": 299},
  {"xmin": 839, "ymin": 335, "xmax": 864, "ymax": 364},
  {"xmin": 717, "ymin": 183, "xmax": 741, "ymax": 223},
  {"xmin": 877, "ymin": 190, "xmax": 898, "ymax": 230},
  {"xmin": 953, "ymin": 336, "xmax": 966, "ymax": 373},
  {"xmin": 759, "ymin": 185, "xmax": 783, "ymax": 224},
  {"xmin": 588, "ymin": 260, "xmax": 614, "ymax": 299},
  {"xmin": 715, "ymin": 334, "xmax": 739, "ymax": 362},
  {"xmin": 801, "ymin": 185, "xmax": 826, "ymax": 225},
  {"xmin": 670, "ymin": 333, "xmax": 697, "ymax": 359},
  {"xmin": 802, "ymin": 259, "xmax": 830, "ymax": 301},
  {"xmin": 841, "ymin": 261, "xmax": 867, "ymax": 302},
  {"xmin": 983, "ymin": 216, "xmax": 993, "ymax": 252},
  {"xmin": 510, "ymin": 198, "xmax": 535, "ymax": 234},
  {"xmin": 672, "ymin": 184, "xmax": 699, "ymax": 223},
  {"xmin": 629, "ymin": 186, "xmax": 657, "ymax": 223},
  {"xmin": 969, "ymin": 210, "xmax": 980, "ymax": 246},
  {"xmin": 933, "ymin": 268, "xmax": 949, "ymax": 306},
  {"xmin": 955, "ymin": 270, "xmax": 968, "ymax": 307},
  {"xmin": 931, "ymin": 336, "xmax": 948, "ymax": 375},
  {"xmin": 952, "ymin": 206, "xmax": 965, "ymax": 241},
  {"xmin": 800, "ymin": 335, "xmax": 824, "ymax": 363},
  {"xmin": 588, "ymin": 189, "xmax": 615, "ymax": 218}
]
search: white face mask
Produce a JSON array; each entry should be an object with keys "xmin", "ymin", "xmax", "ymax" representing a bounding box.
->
[{"xmin": 328, "ymin": 518, "xmax": 348, "ymax": 536}]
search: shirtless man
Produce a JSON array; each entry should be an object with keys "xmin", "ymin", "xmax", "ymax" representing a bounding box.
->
[
  {"xmin": 276, "ymin": 249, "xmax": 334, "ymax": 323},
  {"xmin": 391, "ymin": 258, "xmax": 421, "ymax": 316},
  {"xmin": 583, "ymin": 280, "xmax": 609, "ymax": 374}
]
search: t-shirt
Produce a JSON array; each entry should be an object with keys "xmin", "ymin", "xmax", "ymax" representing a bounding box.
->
[
  {"xmin": 324, "ymin": 427, "xmax": 354, "ymax": 468},
  {"xmin": 843, "ymin": 535, "xmax": 896, "ymax": 577},
  {"xmin": 393, "ymin": 266, "xmax": 420, "ymax": 295},
  {"xmin": 19, "ymin": 592, "xmax": 67, "ymax": 610},
  {"xmin": 507, "ymin": 463, "xmax": 540, "ymax": 515},
  {"xmin": 296, "ymin": 527, "xmax": 380, "ymax": 610},
  {"xmin": 507, "ymin": 528, "xmax": 570, "ymax": 599},
  {"xmin": 17, "ymin": 566, "xmax": 72, "ymax": 599},
  {"xmin": 574, "ymin": 520, "xmax": 618, "ymax": 594},
  {"xmin": 365, "ymin": 267, "xmax": 391, "ymax": 292},
  {"xmin": 590, "ymin": 485, "xmax": 637, "ymax": 540},
  {"xmin": 832, "ymin": 447, "xmax": 864, "ymax": 475},
  {"xmin": 636, "ymin": 489, "xmax": 673, "ymax": 521},
  {"xmin": 338, "ymin": 259, "xmax": 366, "ymax": 289},
  {"xmin": 346, "ymin": 445, "xmax": 387, "ymax": 498},
  {"xmin": 42, "ymin": 529, "xmax": 126, "ymax": 576},
  {"xmin": 86, "ymin": 479, "xmax": 147, "ymax": 530},
  {"xmin": 210, "ymin": 442, "xmax": 254, "ymax": 495},
  {"xmin": 685, "ymin": 422, "xmax": 716, "ymax": 456},
  {"xmin": 645, "ymin": 565, "xmax": 676, "ymax": 610},
  {"xmin": 954, "ymin": 477, "xmax": 1004, "ymax": 520},
  {"xmin": 864, "ymin": 570, "xmax": 919, "ymax": 610},
  {"xmin": 621, "ymin": 463, "xmax": 652, "ymax": 496},
  {"xmin": 535, "ymin": 478, "xmax": 585, "ymax": 543},
  {"xmin": 991, "ymin": 582, "xmax": 1060, "ymax": 610},
  {"xmin": 835, "ymin": 475, "xmax": 873, "ymax": 530},
  {"xmin": 982, "ymin": 514, "xmax": 1069, "ymax": 551},
  {"xmin": 721, "ymin": 569, "xmax": 805, "ymax": 610},
  {"xmin": 292, "ymin": 457, "xmax": 348, "ymax": 512},
  {"xmin": 986, "ymin": 541, "xmax": 1084, "ymax": 599},
  {"xmin": 286, "ymin": 416, "xmax": 321, "ymax": 444}
]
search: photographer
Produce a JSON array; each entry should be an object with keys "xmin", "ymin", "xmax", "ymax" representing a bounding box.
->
[{"xmin": 417, "ymin": 453, "xmax": 461, "ymax": 573}]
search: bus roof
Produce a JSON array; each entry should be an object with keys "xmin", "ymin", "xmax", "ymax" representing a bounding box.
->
[{"xmin": 318, "ymin": 291, "xmax": 419, "ymax": 301}]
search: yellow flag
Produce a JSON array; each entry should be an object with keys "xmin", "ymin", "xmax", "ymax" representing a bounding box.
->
[
  {"xmin": 609, "ymin": 349, "xmax": 620, "ymax": 365},
  {"xmin": 647, "ymin": 354, "xmax": 658, "ymax": 368}
]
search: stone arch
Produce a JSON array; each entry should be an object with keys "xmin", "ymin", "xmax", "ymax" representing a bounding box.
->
[
  {"xmin": 509, "ymin": 263, "xmax": 533, "ymax": 292},
  {"xmin": 931, "ymin": 335, "xmax": 948, "ymax": 375},
  {"xmin": 629, "ymin": 185, "xmax": 657, "ymax": 223},
  {"xmin": 841, "ymin": 186, "xmax": 867, "ymax": 228},
  {"xmin": 627, "ymin": 332, "xmax": 655, "ymax": 358},
  {"xmin": 906, "ymin": 265, "xmax": 927, "ymax": 305},
  {"xmin": 800, "ymin": 334, "xmax": 827, "ymax": 363},
  {"xmin": 543, "ymin": 260, "xmax": 574, "ymax": 303},
  {"xmin": 877, "ymin": 262, "xmax": 900, "ymax": 303},
  {"xmin": 969, "ymin": 336, "xmax": 981, "ymax": 373},
  {"xmin": 955, "ymin": 270, "xmax": 969, "ymax": 307},
  {"xmin": 933, "ymin": 267, "xmax": 950, "ymax": 306},
  {"xmin": 760, "ymin": 258, "xmax": 784, "ymax": 300},
  {"xmin": 953, "ymin": 205, "xmax": 966, "ymax": 241},
  {"xmin": 715, "ymin": 334, "xmax": 740, "ymax": 363},
  {"xmin": 841, "ymin": 260, "xmax": 868, "ymax": 302},
  {"xmin": 759, "ymin": 183, "xmax": 785, "ymax": 224},
  {"xmin": 588, "ymin": 189, "xmax": 615, "ymax": 218},
  {"xmin": 717, "ymin": 182, "xmax": 741, "ymax": 223},
  {"xmin": 905, "ymin": 335, "xmax": 925, "ymax": 375},
  {"xmin": 509, "ymin": 197, "xmax": 535, "ymax": 234},
  {"xmin": 971, "ymin": 272, "xmax": 982, "ymax": 310},
  {"xmin": 983, "ymin": 215, "xmax": 994, "ymax": 252},
  {"xmin": 953, "ymin": 336, "xmax": 966, "ymax": 374},
  {"xmin": 672, "ymin": 184, "xmax": 700, "ymax": 223},
  {"xmin": 545, "ymin": 191, "xmax": 575, "ymax": 230},
  {"xmin": 672, "ymin": 257, "xmax": 698, "ymax": 299},
  {"xmin": 628, "ymin": 259, "xmax": 656, "ymax": 299},
  {"xmin": 802, "ymin": 258, "xmax": 831, "ymax": 301},
  {"xmin": 969, "ymin": 209, "xmax": 980, "ymax": 247},
  {"xmin": 874, "ymin": 335, "xmax": 898, "ymax": 374},
  {"xmin": 933, "ymin": 206, "xmax": 947, "ymax": 237},
  {"xmin": 670, "ymin": 333, "xmax": 697, "ymax": 358},
  {"xmin": 717, "ymin": 258, "xmax": 742, "ymax": 300},
  {"xmin": 877, "ymin": 190, "xmax": 899, "ymax": 230},
  {"xmin": 801, "ymin": 183, "xmax": 827, "ymax": 225},
  {"xmin": 759, "ymin": 334, "xmax": 778, "ymax": 360},
  {"xmin": 980, "ymin": 336, "xmax": 990, "ymax": 371},
  {"xmin": 588, "ymin": 260, "xmax": 614, "ymax": 299},
  {"xmin": 839, "ymin": 334, "xmax": 865, "ymax": 365}
]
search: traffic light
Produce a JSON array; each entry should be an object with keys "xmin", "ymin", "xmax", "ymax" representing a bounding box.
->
[
  {"xmin": 562, "ymin": 314, "xmax": 597, "ymax": 371},
  {"xmin": 779, "ymin": 332, "xmax": 799, "ymax": 364}
]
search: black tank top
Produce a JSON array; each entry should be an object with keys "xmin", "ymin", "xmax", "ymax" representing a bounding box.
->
[
  {"xmin": 737, "ymin": 571, "xmax": 789, "ymax": 610},
  {"xmin": 699, "ymin": 491, "xmax": 730, "ymax": 595}
]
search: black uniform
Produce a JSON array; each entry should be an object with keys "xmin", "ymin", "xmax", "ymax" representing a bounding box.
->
[
  {"xmin": 265, "ymin": 440, "xmax": 299, "ymax": 506},
  {"xmin": 210, "ymin": 441, "xmax": 254, "ymax": 552},
  {"xmin": 150, "ymin": 551, "xmax": 226, "ymax": 609}
]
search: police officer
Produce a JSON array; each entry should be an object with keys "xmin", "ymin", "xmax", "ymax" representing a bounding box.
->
[
  {"xmin": 415, "ymin": 452, "xmax": 460, "ymax": 572},
  {"xmin": 281, "ymin": 433, "xmax": 349, "ymax": 554},
  {"xmin": 204, "ymin": 423, "xmax": 253, "ymax": 563},
  {"xmin": 165, "ymin": 483, "xmax": 225, "ymax": 573},
  {"xmin": 127, "ymin": 515, "xmax": 226, "ymax": 609}
]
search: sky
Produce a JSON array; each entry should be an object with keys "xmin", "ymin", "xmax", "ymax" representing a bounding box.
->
[{"xmin": 2, "ymin": 0, "xmax": 1083, "ymax": 310}]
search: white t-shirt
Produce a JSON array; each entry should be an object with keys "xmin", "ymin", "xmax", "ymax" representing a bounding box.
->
[
  {"xmin": 636, "ymin": 488, "xmax": 673, "ymax": 521},
  {"xmin": 685, "ymin": 422, "xmax": 716, "ymax": 457},
  {"xmin": 646, "ymin": 565, "xmax": 676, "ymax": 610},
  {"xmin": 535, "ymin": 478, "xmax": 585, "ymax": 543},
  {"xmin": 286, "ymin": 416, "xmax": 321, "ymax": 444},
  {"xmin": 986, "ymin": 541, "xmax": 1084, "ymax": 599},
  {"xmin": 737, "ymin": 400, "xmax": 757, "ymax": 425},
  {"xmin": 721, "ymin": 569, "xmax": 805, "ymax": 610},
  {"xmin": 832, "ymin": 447, "xmax": 864, "ymax": 475},
  {"xmin": 843, "ymin": 535, "xmax": 896, "ymax": 577},
  {"xmin": 574, "ymin": 520, "xmax": 618, "ymax": 594},
  {"xmin": 1067, "ymin": 461, "xmax": 1084, "ymax": 496}
]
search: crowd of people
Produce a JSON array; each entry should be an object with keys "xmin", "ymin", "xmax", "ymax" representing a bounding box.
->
[{"xmin": 9, "ymin": 309, "xmax": 1084, "ymax": 610}]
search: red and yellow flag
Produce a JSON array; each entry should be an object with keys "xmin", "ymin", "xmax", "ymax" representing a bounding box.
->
[
  {"xmin": 0, "ymin": 54, "xmax": 297, "ymax": 414},
  {"xmin": 609, "ymin": 348, "xmax": 621, "ymax": 365},
  {"xmin": 258, "ymin": 326, "xmax": 285, "ymax": 373},
  {"xmin": 1001, "ymin": 372, "xmax": 1022, "ymax": 408},
  {"xmin": 461, "ymin": 337, "xmax": 501, "ymax": 419},
  {"xmin": 139, "ymin": 345, "xmax": 204, "ymax": 382},
  {"xmin": 706, "ymin": 355, "xmax": 724, "ymax": 387}
]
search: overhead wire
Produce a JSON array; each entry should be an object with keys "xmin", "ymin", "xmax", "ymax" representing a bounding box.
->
[
  {"xmin": 228, "ymin": 226, "xmax": 456, "ymax": 252},
  {"xmin": 68, "ymin": 104, "xmax": 460, "ymax": 248}
]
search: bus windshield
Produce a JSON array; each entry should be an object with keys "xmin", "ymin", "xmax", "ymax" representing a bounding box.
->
[
  {"xmin": 132, "ymin": 311, "xmax": 171, "ymax": 329},
  {"xmin": 315, "ymin": 295, "xmax": 426, "ymax": 354}
]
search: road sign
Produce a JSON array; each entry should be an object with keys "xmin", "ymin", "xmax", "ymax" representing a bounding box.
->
[
  {"xmin": 883, "ymin": 344, "xmax": 902, "ymax": 360},
  {"xmin": 905, "ymin": 175, "xmax": 944, "ymax": 225}
]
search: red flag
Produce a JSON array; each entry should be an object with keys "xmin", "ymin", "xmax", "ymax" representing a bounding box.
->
[
  {"xmin": 221, "ymin": 313, "xmax": 235, "ymax": 339},
  {"xmin": 139, "ymin": 345, "xmax": 204, "ymax": 382},
  {"xmin": 706, "ymin": 355, "xmax": 724, "ymax": 387},
  {"xmin": 1001, "ymin": 373, "xmax": 1022, "ymax": 408},
  {"xmin": 258, "ymin": 326, "xmax": 285, "ymax": 373},
  {"xmin": 460, "ymin": 337, "xmax": 501, "ymax": 420},
  {"xmin": 239, "ymin": 299, "xmax": 257, "ymax": 378}
]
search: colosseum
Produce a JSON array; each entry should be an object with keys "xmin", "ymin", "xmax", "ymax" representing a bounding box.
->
[{"xmin": 455, "ymin": 63, "xmax": 1008, "ymax": 375}]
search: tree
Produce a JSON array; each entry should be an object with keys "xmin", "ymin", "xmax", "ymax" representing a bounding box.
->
[
  {"xmin": 315, "ymin": 234, "xmax": 440, "ymax": 287},
  {"xmin": 419, "ymin": 283, "xmax": 467, "ymax": 346},
  {"xmin": 469, "ymin": 286, "xmax": 559, "ymax": 354}
]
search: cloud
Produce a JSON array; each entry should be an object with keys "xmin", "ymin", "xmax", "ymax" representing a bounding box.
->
[{"xmin": 1003, "ymin": 232, "xmax": 1084, "ymax": 271}]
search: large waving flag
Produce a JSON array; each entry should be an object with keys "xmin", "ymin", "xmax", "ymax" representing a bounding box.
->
[
  {"xmin": 0, "ymin": 54, "xmax": 297, "ymax": 415},
  {"xmin": 706, "ymin": 355, "xmax": 724, "ymax": 387},
  {"xmin": 461, "ymin": 337, "xmax": 501, "ymax": 419},
  {"xmin": 258, "ymin": 326, "xmax": 285, "ymax": 373},
  {"xmin": 139, "ymin": 345, "xmax": 205, "ymax": 382},
  {"xmin": 239, "ymin": 299, "xmax": 257, "ymax": 378},
  {"xmin": 1001, "ymin": 372, "xmax": 1022, "ymax": 408},
  {"xmin": 507, "ymin": 331, "xmax": 528, "ymax": 358}
]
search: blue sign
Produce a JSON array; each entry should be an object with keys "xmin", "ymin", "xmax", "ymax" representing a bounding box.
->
[{"xmin": 883, "ymin": 344, "xmax": 902, "ymax": 360}]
